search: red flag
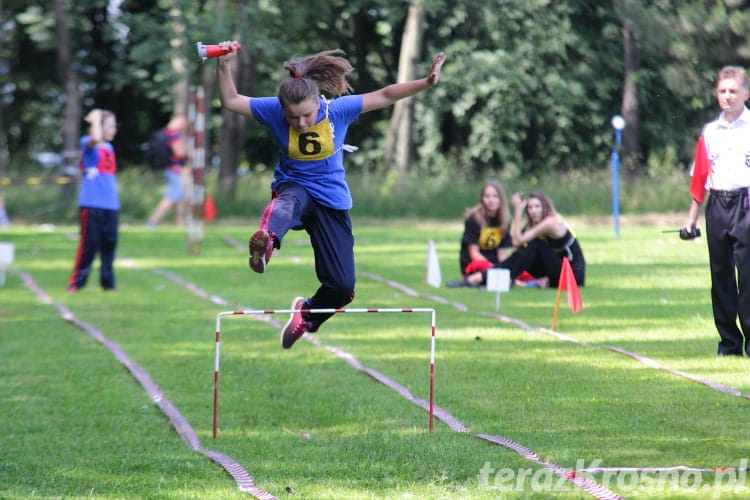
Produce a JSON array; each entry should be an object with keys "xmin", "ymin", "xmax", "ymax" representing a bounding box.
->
[
  {"xmin": 204, "ymin": 194, "xmax": 218, "ymax": 222},
  {"xmin": 558, "ymin": 257, "xmax": 582, "ymax": 313},
  {"xmin": 689, "ymin": 135, "xmax": 710, "ymax": 203}
]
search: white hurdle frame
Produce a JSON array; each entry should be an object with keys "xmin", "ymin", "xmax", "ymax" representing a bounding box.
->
[{"xmin": 213, "ymin": 307, "xmax": 437, "ymax": 438}]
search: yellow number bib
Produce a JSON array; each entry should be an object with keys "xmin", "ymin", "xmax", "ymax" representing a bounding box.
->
[
  {"xmin": 287, "ymin": 118, "xmax": 335, "ymax": 161},
  {"xmin": 479, "ymin": 227, "xmax": 502, "ymax": 250}
]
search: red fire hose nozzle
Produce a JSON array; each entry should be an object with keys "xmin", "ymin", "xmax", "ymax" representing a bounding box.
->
[{"xmin": 196, "ymin": 42, "xmax": 242, "ymax": 62}]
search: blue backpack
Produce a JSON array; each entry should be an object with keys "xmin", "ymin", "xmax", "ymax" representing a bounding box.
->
[{"xmin": 146, "ymin": 130, "xmax": 172, "ymax": 169}]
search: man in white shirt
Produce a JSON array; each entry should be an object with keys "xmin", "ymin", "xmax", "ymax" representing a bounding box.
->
[{"xmin": 683, "ymin": 65, "xmax": 750, "ymax": 356}]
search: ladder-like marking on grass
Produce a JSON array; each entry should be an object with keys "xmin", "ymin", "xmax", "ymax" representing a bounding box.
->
[
  {"xmin": 152, "ymin": 266, "xmax": 622, "ymax": 499},
  {"xmin": 14, "ymin": 269, "xmax": 277, "ymax": 500},
  {"xmin": 140, "ymin": 238, "xmax": 750, "ymax": 494},
  {"xmin": 220, "ymin": 236, "xmax": 750, "ymax": 493},
  {"xmin": 362, "ymin": 271, "xmax": 750, "ymax": 402},
  {"xmin": 46, "ymin": 232, "xmax": 744, "ymax": 495},
  {"xmin": 52, "ymin": 236, "xmax": 746, "ymax": 498}
]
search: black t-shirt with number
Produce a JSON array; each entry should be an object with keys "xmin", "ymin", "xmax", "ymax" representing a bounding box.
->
[{"xmin": 459, "ymin": 213, "xmax": 512, "ymax": 273}]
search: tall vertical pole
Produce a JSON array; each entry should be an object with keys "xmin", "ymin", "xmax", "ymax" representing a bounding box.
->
[
  {"xmin": 187, "ymin": 86, "xmax": 206, "ymax": 254},
  {"xmin": 610, "ymin": 115, "xmax": 625, "ymax": 238},
  {"xmin": 185, "ymin": 89, "xmax": 196, "ymax": 249}
]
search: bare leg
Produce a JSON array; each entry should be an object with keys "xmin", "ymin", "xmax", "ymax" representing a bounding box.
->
[
  {"xmin": 175, "ymin": 200, "xmax": 185, "ymax": 227},
  {"xmin": 0, "ymin": 198, "xmax": 9, "ymax": 227},
  {"xmin": 148, "ymin": 198, "xmax": 173, "ymax": 225}
]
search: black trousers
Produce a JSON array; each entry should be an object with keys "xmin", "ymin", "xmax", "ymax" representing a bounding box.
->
[
  {"xmin": 68, "ymin": 207, "xmax": 118, "ymax": 290},
  {"xmin": 492, "ymin": 238, "xmax": 585, "ymax": 287},
  {"xmin": 705, "ymin": 189, "xmax": 750, "ymax": 355},
  {"xmin": 259, "ymin": 182, "xmax": 355, "ymax": 329}
]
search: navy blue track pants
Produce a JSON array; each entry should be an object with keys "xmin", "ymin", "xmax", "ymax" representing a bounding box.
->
[
  {"xmin": 68, "ymin": 207, "xmax": 118, "ymax": 290},
  {"xmin": 259, "ymin": 183, "xmax": 355, "ymax": 329}
]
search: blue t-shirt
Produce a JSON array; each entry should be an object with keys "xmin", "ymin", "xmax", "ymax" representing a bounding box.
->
[
  {"xmin": 250, "ymin": 95, "xmax": 362, "ymax": 210},
  {"xmin": 78, "ymin": 135, "xmax": 120, "ymax": 210}
]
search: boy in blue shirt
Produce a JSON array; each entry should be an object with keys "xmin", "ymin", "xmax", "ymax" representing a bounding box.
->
[{"xmin": 67, "ymin": 108, "xmax": 119, "ymax": 292}]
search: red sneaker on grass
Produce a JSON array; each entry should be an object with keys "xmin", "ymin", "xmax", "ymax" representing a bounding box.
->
[
  {"xmin": 281, "ymin": 297, "xmax": 308, "ymax": 349},
  {"xmin": 248, "ymin": 229, "xmax": 274, "ymax": 273}
]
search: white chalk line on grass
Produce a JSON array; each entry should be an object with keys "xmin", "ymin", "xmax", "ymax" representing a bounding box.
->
[
  {"xmin": 52, "ymin": 231, "xmax": 750, "ymax": 491},
  {"xmin": 51, "ymin": 233, "xmax": 611, "ymax": 496},
  {"xmin": 226, "ymin": 235, "xmax": 750, "ymax": 480},
  {"xmin": 360, "ymin": 271, "xmax": 750, "ymax": 475},
  {"xmin": 13, "ymin": 269, "xmax": 276, "ymax": 500},
  {"xmin": 359, "ymin": 271, "xmax": 750, "ymax": 402},
  {"xmin": 160, "ymin": 260, "xmax": 750, "ymax": 488},
  {"xmin": 163, "ymin": 237, "xmax": 749, "ymax": 488}
]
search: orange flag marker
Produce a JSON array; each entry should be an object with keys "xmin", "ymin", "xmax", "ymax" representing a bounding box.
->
[
  {"xmin": 204, "ymin": 194, "xmax": 217, "ymax": 222},
  {"xmin": 551, "ymin": 257, "xmax": 582, "ymax": 330}
]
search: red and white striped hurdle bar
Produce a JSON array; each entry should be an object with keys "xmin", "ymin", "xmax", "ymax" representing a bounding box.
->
[{"xmin": 213, "ymin": 307, "xmax": 437, "ymax": 438}]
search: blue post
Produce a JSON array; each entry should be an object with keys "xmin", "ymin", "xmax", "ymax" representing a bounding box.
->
[{"xmin": 610, "ymin": 115, "xmax": 625, "ymax": 237}]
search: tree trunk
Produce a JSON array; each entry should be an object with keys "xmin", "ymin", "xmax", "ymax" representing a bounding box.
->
[
  {"xmin": 0, "ymin": 76, "xmax": 7, "ymax": 175},
  {"xmin": 54, "ymin": 0, "xmax": 82, "ymax": 177},
  {"xmin": 621, "ymin": 18, "xmax": 641, "ymax": 175},
  {"xmin": 384, "ymin": 0, "xmax": 425, "ymax": 175},
  {"xmin": 0, "ymin": 0, "xmax": 7, "ymax": 177},
  {"xmin": 169, "ymin": 4, "xmax": 189, "ymax": 115},
  {"xmin": 0, "ymin": 117, "xmax": 7, "ymax": 176}
]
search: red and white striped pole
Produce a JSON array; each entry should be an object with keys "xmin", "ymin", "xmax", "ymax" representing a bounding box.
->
[
  {"xmin": 212, "ymin": 307, "xmax": 437, "ymax": 438},
  {"xmin": 213, "ymin": 326, "xmax": 221, "ymax": 438},
  {"xmin": 187, "ymin": 86, "xmax": 206, "ymax": 254},
  {"xmin": 185, "ymin": 88, "xmax": 195, "ymax": 246}
]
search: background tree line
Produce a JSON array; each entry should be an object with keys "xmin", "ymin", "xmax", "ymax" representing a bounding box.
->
[{"xmin": 1, "ymin": 0, "xmax": 749, "ymax": 201}]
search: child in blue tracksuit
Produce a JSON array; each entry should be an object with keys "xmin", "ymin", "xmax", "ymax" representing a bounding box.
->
[
  {"xmin": 216, "ymin": 44, "xmax": 446, "ymax": 349},
  {"xmin": 67, "ymin": 108, "xmax": 120, "ymax": 292}
]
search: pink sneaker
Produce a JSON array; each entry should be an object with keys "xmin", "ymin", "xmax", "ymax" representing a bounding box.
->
[
  {"xmin": 281, "ymin": 297, "xmax": 308, "ymax": 349},
  {"xmin": 248, "ymin": 229, "xmax": 274, "ymax": 273}
]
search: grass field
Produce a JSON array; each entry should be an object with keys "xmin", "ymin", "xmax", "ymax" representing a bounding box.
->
[{"xmin": 2, "ymin": 216, "xmax": 750, "ymax": 499}]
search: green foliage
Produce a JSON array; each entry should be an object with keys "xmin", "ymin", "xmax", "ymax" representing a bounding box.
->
[
  {"xmin": 4, "ymin": 1, "xmax": 750, "ymax": 180},
  {"xmin": 416, "ymin": 0, "xmax": 623, "ymax": 175},
  {"xmin": 1, "ymin": 166, "xmax": 692, "ymax": 225}
]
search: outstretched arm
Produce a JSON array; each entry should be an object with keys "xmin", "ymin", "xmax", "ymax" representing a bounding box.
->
[
  {"xmin": 84, "ymin": 109, "xmax": 103, "ymax": 147},
  {"xmin": 510, "ymin": 193, "xmax": 527, "ymax": 246},
  {"xmin": 216, "ymin": 42, "xmax": 252, "ymax": 117},
  {"xmin": 171, "ymin": 136, "xmax": 187, "ymax": 159},
  {"xmin": 361, "ymin": 52, "xmax": 446, "ymax": 113},
  {"xmin": 514, "ymin": 219, "xmax": 554, "ymax": 246}
]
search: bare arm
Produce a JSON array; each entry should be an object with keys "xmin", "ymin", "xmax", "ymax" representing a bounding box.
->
[
  {"xmin": 682, "ymin": 198, "xmax": 702, "ymax": 231},
  {"xmin": 216, "ymin": 42, "xmax": 252, "ymax": 117},
  {"xmin": 361, "ymin": 52, "xmax": 446, "ymax": 113},
  {"xmin": 84, "ymin": 109, "xmax": 103, "ymax": 147},
  {"xmin": 172, "ymin": 137, "xmax": 187, "ymax": 159},
  {"xmin": 510, "ymin": 193, "xmax": 526, "ymax": 246},
  {"xmin": 509, "ymin": 192, "xmax": 567, "ymax": 245},
  {"xmin": 467, "ymin": 243, "xmax": 486, "ymax": 262},
  {"xmin": 514, "ymin": 218, "xmax": 558, "ymax": 246}
]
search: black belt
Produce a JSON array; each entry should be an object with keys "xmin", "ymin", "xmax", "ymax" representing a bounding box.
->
[{"xmin": 710, "ymin": 188, "xmax": 748, "ymax": 198}]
